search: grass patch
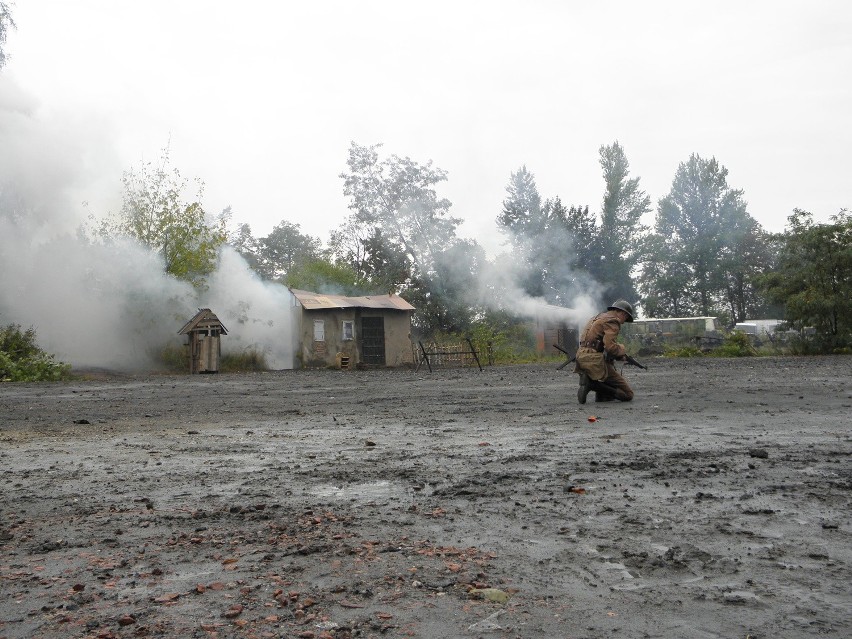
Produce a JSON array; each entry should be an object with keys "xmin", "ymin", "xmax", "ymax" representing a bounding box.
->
[
  {"xmin": 220, "ymin": 349, "xmax": 269, "ymax": 372},
  {"xmin": 664, "ymin": 345, "xmax": 705, "ymax": 358}
]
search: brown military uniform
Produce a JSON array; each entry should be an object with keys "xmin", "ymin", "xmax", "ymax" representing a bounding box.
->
[{"xmin": 575, "ymin": 310, "xmax": 634, "ymax": 401}]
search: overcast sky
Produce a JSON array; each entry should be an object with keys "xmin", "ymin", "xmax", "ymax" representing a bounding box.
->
[{"xmin": 4, "ymin": 1, "xmax": 851, "ymax": 255}]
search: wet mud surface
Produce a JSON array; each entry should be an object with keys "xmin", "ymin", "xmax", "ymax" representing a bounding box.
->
[{"xmin": 1, "ymin": 356, "xmax": 851, "ymax": 638}]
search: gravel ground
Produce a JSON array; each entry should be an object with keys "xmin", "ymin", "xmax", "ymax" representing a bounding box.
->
[{"xmin": 1, "ymin": 356, "xmax": 851, "ymax": 639}]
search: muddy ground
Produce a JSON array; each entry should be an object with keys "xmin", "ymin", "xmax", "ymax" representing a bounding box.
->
[{"xmin": 1, "ymin": 356, "xmax": 850, "ymax": 639}]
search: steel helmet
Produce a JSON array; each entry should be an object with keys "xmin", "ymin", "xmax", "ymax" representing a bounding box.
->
[{"xmin": 608, "ymin": 299, "xmax": 635, "ymax": 322}]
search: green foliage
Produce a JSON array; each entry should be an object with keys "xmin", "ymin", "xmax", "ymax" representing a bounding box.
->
[
  {"xmin": 496, "ymin": 166, "xmax": 597, "ymax": 307},
  {"xmin": 256, "ymin": 221, "xmax": 322, "ymax": 281},
  {"xmin": 404, "ymin": 239, "xmax": 487, "ymax": 333},
  {"xmin": 497, "ymin": 165, "xmax": 544, "ymax": 246},
  {"xmin": 338, "ymin": 142, "xmax": 476, "ymax": 334},
  {"xmin": 97, "ymin": 147, "xmax": 227, "ymax": 287},
  {"xmin": 339, "ymin": 142, "xmax": 460, "ymax": 280},
  {"xmin": 0, "ymin": 324, "xmax": 71, "ymax": 382},
  {"xmin": 285, "ymin": 258, "xmax": 367, "ymax": 295},
  {"xmin": 759, "ymin": 209, "xmax": 852, "ymax": 353},
  {"xmin": 708, "ymin": 331, "xmax": 757, "ymax": 357},
  {"xmin": 663, "ymin": 345, "xmax": 705, "ymax": 358},
  {"xmin": 640, "ymin": 154, "xmax": 772, "ymax": 322},
  {"xmin": 428, "ymin": 319, "xmax": 539, "ymax": 366},
  {"xmin": 598, "ymin": 141, "xmax": 651, "ymax": 302}
]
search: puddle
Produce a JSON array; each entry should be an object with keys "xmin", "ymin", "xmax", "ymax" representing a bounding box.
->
[{"xmin": 313, "ymin": 480, "xmax": 414, "ymax": 502}]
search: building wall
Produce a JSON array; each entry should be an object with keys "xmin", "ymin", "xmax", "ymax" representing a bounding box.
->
[
  {"xmin": 297, "ymin": 308, "xmax": 413, "ymax": 368},
  {"xmin": 378, "ymin": 310, "xmax": 415, "ymax": 367}
]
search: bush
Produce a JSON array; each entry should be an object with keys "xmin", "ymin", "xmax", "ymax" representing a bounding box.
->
[
  {"xmin": 709, "ymin": 331, "xmax": 757, "ymax": 357},
  {"xmin": 466, "ymin": 323, "xmax": 539, "ymax": 365},
  {"xmin": 664, "ymin": 345, "xmax": 705, "ymax": 358},
  {"xmin": 0, "ymin": 324, "xmax": 71, "ymax": 382},
  {"xmin": 220, "ymin": 349, "xmax": 269, "ymax": 372}
]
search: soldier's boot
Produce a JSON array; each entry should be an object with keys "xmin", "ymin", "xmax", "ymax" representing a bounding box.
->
[
  {"xmin": 577, "ymin": 372, "xmax": 591, "ymax": 404},
  {"xmin": 591, "ymin": 381, "xmax": 615, "ymax": 402},
  {"xmin": 593, "ymin": 382, "xmax": 629, "ymax": 403}
]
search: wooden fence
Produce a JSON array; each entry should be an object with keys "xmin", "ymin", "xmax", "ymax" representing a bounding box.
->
[{"xmin": 414, "ymin": 339, "xmax": 483, "ymax": 372}]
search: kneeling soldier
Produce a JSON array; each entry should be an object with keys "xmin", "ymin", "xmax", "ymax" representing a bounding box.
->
[{"xmin": 575, "ymin": 300, "xmax": 636, "ymax": 403}]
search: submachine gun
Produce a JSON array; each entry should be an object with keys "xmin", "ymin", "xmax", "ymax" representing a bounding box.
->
[{"xmin": 552, "ymin": 343, "xmax": 647, "ymax": 371}]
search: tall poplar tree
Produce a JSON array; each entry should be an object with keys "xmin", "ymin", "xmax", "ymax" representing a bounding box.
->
[{"xmin": 598, "ymin": 142, "xmax": 650, "ymax": 303}]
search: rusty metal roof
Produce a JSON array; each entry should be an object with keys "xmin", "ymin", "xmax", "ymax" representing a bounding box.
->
[
  {"xmin": 178, "ymin": 308, "xmax": 229, "ymax": 335},
  {"xmin": 290, "ymin": 289, "xmax": 415, "ymax": 311}
]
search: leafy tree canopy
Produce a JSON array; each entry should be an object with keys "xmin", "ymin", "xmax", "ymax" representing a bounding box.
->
[
  {"xmin": 760, "ymin": 209, "xmax": 851, "ymax": 350},
  {"xmin": 641, "ymin": 153, "xmax": 766, "ymax": 322},
  {"xmin": 497, "ymin": 166, "xmax": 599, "ymax": 306},
  {"xmin": 285, "ymin": 258, "xmax": 366, "ymax": 296},
  {"xmin": 256, "ymin": 220, "xmax": 322, "ymax": 282},
  {"xmin": 97, "ymin": 147, "xmax": 227, "ymax": 288},
  {"xmin": 339, "ymin": 142, "xmax": 461, "ymax": 280}
]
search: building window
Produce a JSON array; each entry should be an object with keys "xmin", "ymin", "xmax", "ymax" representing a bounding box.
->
[
  {"xmin": 313, "ymin": 319, "xmax": 325, "ymax": 342},
  {"xmin": 342, "ymin": 320, "xmax": 354, "ymax": 341}
]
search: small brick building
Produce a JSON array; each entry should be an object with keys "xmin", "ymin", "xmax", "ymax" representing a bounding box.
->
[{"xmin": 289, "ymin": 289, "xmax": 415, "ymax": 369}]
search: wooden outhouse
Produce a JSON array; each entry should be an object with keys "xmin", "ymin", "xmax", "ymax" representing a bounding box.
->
[
  {"xmin": 289, "ymin": 289, "xmax": 415, "ymax": 369},
  {"xmin": 178, "ymin": 309, "xmax": 228, "ymax": 374}
]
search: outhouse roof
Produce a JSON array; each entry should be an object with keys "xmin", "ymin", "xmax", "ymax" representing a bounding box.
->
[
  {"xmin": 178, "ymin": 308, "xmax": 229, "ymax": 335},
  {"xmin": 290, "ymin": 289, "xmax": 415, "ymax": 312}
]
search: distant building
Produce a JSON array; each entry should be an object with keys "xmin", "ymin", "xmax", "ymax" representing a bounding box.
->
[
  {"xmin": 289, "ymin": 289, "xmax": 415, "ymax": 369},
  {"xmin": 532, "ymin": 303, "xmax": 579, "ymax": 359},
  {"xmin": 734, "ymin": 319, "xmax": 785, "ymax": 336},
  {"xmin": 623, "ymin": 317, "xmax": 720, "ymax": 338},
  {"xmin": 620, "ymin": 316, "xmax": 722, "ymax": 352}
]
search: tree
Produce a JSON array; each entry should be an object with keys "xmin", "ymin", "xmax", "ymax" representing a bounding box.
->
[
  {"xmin": 497, "ymin": 165, "xmax": 543, "ymax": 246},
  {"xmin": 636, "ymin": 233, "xmax": 691, "ymax": 318},
  {"xmin": 0, "ymin": 2, "xmax": 15, "ymax": 70},
  {"xmin": 562, "ymin": 203, "xmax": 600, "ymax": 280},
  {"xmin": 497, "ymin": 167, "xmax": 596, "ymax": 306},
  {"xmin": 718, "ymin": 216, "xmax": 777, "ymax": 323},
  {"xmin": 406, "ymin": 239, "xmax": 486, "ymax": 334},
  {"xmin": 644, "ymin": 154, "xmax": 764, "ymax": 322},
  {"xmin": 338, "ymin": 142, "xmax": 477, "ymax": 327},
  {"xmin": 597, "ymin": 142, "xmax": 650, "ymax": 302},
  {"xmin": 285, "ymin": 257, "xmax": 366, "ymax": 295},
  {"xmin": 760, "ymin": 209, "xmax": 852, "ymax": 350},
  {"xmin": 99, "ymin": 148, "xmax": 226, "ymax": 287},
  {"xmin": 328, "ymin": 213, "xmax": 372, "ymax": 281},
  {"xmin": 227, "ymin": 221, "xmax": 263, "ymax": 273},
  {"xmin": 340, "ymin": 142, "xmax": 461, "ymax": 282},
  {"xmin": 255, "ymin": 220, "xmax": 322, "ymax": 282}
]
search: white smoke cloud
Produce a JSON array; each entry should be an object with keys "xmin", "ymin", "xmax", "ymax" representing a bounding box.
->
[
  {"xmin": 0, "ymin": 76, "xmax": 296, "ymax": 371},
  {"xmin": 201, "ymin": 247, "xmax": 295, "ymax": 370}
]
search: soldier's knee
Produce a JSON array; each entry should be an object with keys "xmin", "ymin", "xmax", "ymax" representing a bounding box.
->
[{"xmin": 619, "ymin": 388, "xmax": 634, "ymax": 402}]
